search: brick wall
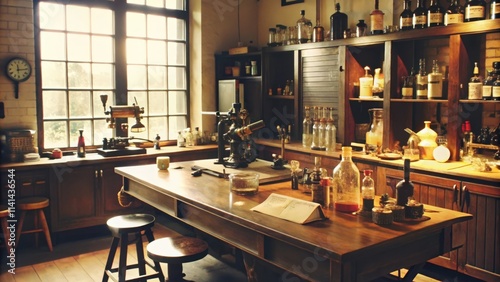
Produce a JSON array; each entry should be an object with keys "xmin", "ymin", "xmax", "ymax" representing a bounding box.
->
[
  {"xmin": 483, "ymin": 33, "xmax": 500, "ymax": 129},
  {"xmin": 0, "ymin": 0, "xmax": 37, "ymax": 132}
]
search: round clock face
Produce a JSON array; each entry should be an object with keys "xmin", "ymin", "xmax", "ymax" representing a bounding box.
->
[{"xmin": 6, "ymin": 57, "xmax": 32, "ymax": 82}]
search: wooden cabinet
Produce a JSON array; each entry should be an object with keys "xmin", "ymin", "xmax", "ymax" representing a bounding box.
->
[
  {"xmin": 383, "ymin": 167, "xmax": 500, "ymax": 281},
  {"xmin": 1, "ymin": 168, "xmax": 49, "ymax": 202}
]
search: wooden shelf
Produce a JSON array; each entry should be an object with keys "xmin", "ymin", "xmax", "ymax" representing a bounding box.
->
[
  {"xmin": 459, "ymin": 99, "xmax": 500, "ymax": 103},
  {"xmin": 390, "ymin": 98, "xmax": 448, "ymax": 103},
  {"xmin": 267, "ymin": 95, "xmax": 295, "ymax": 100}
]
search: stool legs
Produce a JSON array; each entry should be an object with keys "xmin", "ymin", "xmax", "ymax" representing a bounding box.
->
[
  {"xmin": 118, "ymin": 234, "xmax": 128, "ymax": 282},
  {"xmin": 167, "ymin": 263, "xmax": 184, "ymax": 282},
  {"xmin": 38, "ymin": 209, "xmax": 53, "ymax": 251},
  {"xmin": 15, "ymin": 208, "xmax": 53, "ymax": 252},
  {"xmin": 143, "ymin": 229, "xmax": 164, "ymax": 281}
]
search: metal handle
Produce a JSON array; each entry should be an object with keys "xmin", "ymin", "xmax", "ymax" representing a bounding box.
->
[{"xmin": 100, "ymin": 170, "xmax": 103, "ymax": 177}]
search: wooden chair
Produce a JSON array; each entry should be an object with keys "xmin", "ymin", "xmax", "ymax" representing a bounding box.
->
[
  {"xmin": 147, "ymin": 236, "xmax": 208, "ymax": 282},
  {"xmin": 102, "ymin": 213, "xmax": 164, "ymax": 282},
  {"xmin": 16, "ymin": 197, "xmax": 53, "ymax": 251}
]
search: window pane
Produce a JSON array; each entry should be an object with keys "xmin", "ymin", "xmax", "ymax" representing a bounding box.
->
[
  {"xmin": 167, "ymin": 18, "xmax": 185, "ymax": 40},
  {"xmin": 92, "ymin": 36, "xmax": 114, "ymax": 63},
  {"xmin": 128, "ymin": 0, "xmax": 145, "ymax": 5},
  {"xmin": 127, "ymin": 12, "xmax": 146, "ymax": 37},
  {"xmin": 168, "ymin": 91, "xmax": 187, "ymax": 114},
  {"xmin": 67, "ymin": 5, "xmax": 90, "ymax": 32},
  {"xmin": 127, "ymin": 38, "xmax": 147, "ymax": 64},
  {"xmin": 146, "ymin": 0, "xmax": 163, "ymax": 8},
  {"xmin": 168, "ymin": 42, "xmax": 185, "ymax": 65},
  {"xmin": 43, "ymin": 91, "xmax": 67, "ymax": 119},
  {"xmin": 148, "ymin": 91, "xmax": 167, "ymax": 115},
  {"xmin": 127, "ymin": 65, "xmax": 147, "ymax": 90},
  {"xmin": 168, "ymin": 67, "xmax": 186, "ymax": 89},
  {"xmin": 147, "ymin": 15, "xmax": 166, "ymax": 39},
  {"xmin": 165, "ymin": 0, "xmax": 185, "ymax": 10},
  {"xmin": 148, "ymin": 40, "xmax": 167, "ymax": 65},
  {"xmin": 44, "ymin": 121, "xmax": 68, "ymax": 148},
  {"xmin": 169, "ymin": 116, "xmax": 186, "ymax": 140},
  {"xmin": 69, "ymin": 91, "xmax": 92, "ymax": 118},
  {"xmin": 94, "ymin": 119, "xmax": 109, "ymax": 144},
  {"xmin": 92, "ymin": 64, "xmax": 115, "ymax": 89},
  {"xmin": 148, "ymin": 66, "xmax": 167, "ymax": 90},
  {"xmin": 128, "ymin": 91, "xmax": 147, "ymax": 112},
  {"xmin": 39, "ymin": 2, "xmax": 66, "ymax": 30},
  {"xmin": 40, "ymin": 31, "xmax": 66, "ymax": 60},
  {"xmin": 41, "ymin": 61, "xmax": 67, "ymax": 88},
  {"xmin": 69, "ymin": 120, "xmax": 92, "ymax": 146},
  {"xmin": 68, "ymin": 34, "xmax": 91, "ymax": 62},
  {"xmin": 148, "ymin": 116, "xmax": 167, "ymax": 139},
  {"xmin": 94, "ymin": 91, "xmax": 114, "ymax": 117},
  {"xmin": 91, "ymin": 8, "xmax": 113, "ymax": 35},
  {"xmin": 68, "ymin": 63, "xmax": 91, "ymax": 89}
]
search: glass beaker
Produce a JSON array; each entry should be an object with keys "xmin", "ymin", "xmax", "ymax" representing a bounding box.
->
[{"xmin": 365, "ymin": 108, "xmax": 383, "ymax": 154}]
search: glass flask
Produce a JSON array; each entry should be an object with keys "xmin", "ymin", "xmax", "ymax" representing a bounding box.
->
[
  {"xmin": 302, "ymin": 106, "xmax": 313, "ymax": 148},
  {"xmin": 332, "ymin": 146, "xmax": 360, "ymax": 212},
  {"xmin": 311, "ymin": 106, "xmax": 321, "ymax": 150},
  {"xmin": 365, "ymin": 108, "xmax": 383, "ymax": 154},
  {"xmin": 325, "ymin": 107, "xmax": 337, "ymax": 151}
]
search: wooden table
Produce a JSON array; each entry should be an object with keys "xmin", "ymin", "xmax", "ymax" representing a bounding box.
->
[{"xmin": 115, "ymin": 160, "xmax": 472, "ymax": 282}]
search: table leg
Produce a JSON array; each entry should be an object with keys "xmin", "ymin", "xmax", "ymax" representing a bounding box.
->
[{"xmin": 401, "ymin": 263, "xmax": 426, "ymax": 282}]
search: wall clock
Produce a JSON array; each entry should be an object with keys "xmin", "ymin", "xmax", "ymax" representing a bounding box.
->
[{"xmin": 6, "ymin": 57, "xmax": 32, "ymax": 99}]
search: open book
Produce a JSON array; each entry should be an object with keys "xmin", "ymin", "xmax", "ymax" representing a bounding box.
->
[{"xmin": 251, "ymin": 193, "xmax": 326, "ymax": 224}]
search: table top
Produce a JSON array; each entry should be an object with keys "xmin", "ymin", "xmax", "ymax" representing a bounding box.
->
[{"xmin": 115, "ymin": 159, "xmax": 472, "ymax": 262}]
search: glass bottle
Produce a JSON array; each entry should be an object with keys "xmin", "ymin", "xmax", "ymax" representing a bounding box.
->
[
  {"xmin": 396, "ymin": 159, "xmax": 414, "ymax": 207},
  {"xmin": 330, "ymin": 3, "xmax": 348, "ymax": 40},
  {"xmin": 356, "ymin": 19, "xmax": 368, "ymax": 37},
  {"xmin": 361, "ymin": 169, "xmax": 375, "ymax": 211},
  {"xmin": 445, "ymin": 0, "xmax": 464, "ymax": 25},
  {"xmin": 325, "ymin": 107, "xmax": 337, "ymax": 152},
  {"xmin": 372, "ymin": 68, "xmax": 384, "ymax": 96},
  {"xmin": 302, "ymin": 106, "xmax": 313, "ymax": 148},
  {"xmin": 370, "ymin": 0, "xmax": 385, "ymax": 35},
  {"xmin": 332, "ymin": 146, "xmax": 360, "ymax": 213},
  {"xmin": 428, "ymin": 59, "xmax": 443, "ymax": 99},
  {"xmin": 492, "ymin": 0, "xmax": 500, "ymax": 19},
  {"xmin": 177, "ymin": 130, "xmax": 186, "ymax": 147},
  {"xmin": 492, "ymin": 61, "xmax": 500, "ymax": 101},
  {"xmin": 365, "ymin": 108, "xmax": 383, "ymax": 154},
  {"xmin": 468, "ymin": 62, "xmax": 483, "ymax": 100},
  {"xmin": 400, "ymin": 0, "xmax": 414, "ymax": 31},
  {"xmin": 311, "ymin": 106, "xmax": 321, "ymax": 150},
  {"xmin": 312, "ymin": 20, "xmax": 324, "ymax": 42},
  {"xmin": 427, "ymin": 0, "xmax": 444, "ymax": 27},
  {"xmin": 359, "ymin": 66, "xmax": 374, "ymax": 97},
  {"xmin": 297, "ymin": 10, "xmax": 312, "ymax": 43},
  {"xmin": 483, "ymin": 70, "xmax": 495, "ymax": 100},
  {"xmin": 318, "ymin": 107, "xmax": 327, "ymax": 150},
  {"xmin": 417, "ymin": 121, "xmax": 438, "ymax": 160},
  {"xmin": 402, "ymin": 73, "xmax": 414, "ymax": 98},
  {"xmin": 268, "ymin": 28, "xmax": 276, "ymax": 47},
  {"xmin": 464, "ymin": 0, "xmax": 486, "ymax": 21},
  {"xmin": 413, "ymin": 0, "xmax": 428, "ymax": 29},
  {"xmin": 416, "ymin": 58, "xmax": 428, "ymax": 99},
  {"xmin": 77, "ymin": 129, "xmax": 85, "ymax": 157}
]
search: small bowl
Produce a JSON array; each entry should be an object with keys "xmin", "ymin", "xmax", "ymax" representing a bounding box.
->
[{"xmin": 229, "ymin": 173, "xmax": 259, "ymax": 195}]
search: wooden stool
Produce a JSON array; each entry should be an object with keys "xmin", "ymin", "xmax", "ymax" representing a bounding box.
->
[
  {"xmin": 147, "ymin": 237, "xmax": 208, "ymax": 282},
  {"xmin": 102, "ymin": 213, "xmax": 164, "ymax": 282},
  {"xmin": 1, "ymin": 205, "xmax": 10, "ymax": 248},
  {"xmin": 16, "ymin": 197, "xmax": 53, "ymax": 252}
]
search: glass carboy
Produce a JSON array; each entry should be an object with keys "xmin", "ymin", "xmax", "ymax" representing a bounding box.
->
[{"xmin": 332, "ymin": 146, "xmax": 360, "ymax": 212}]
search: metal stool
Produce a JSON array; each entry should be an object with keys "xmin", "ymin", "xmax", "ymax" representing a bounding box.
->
[
  {"xmin": 1, "ymin": 205, "xmax": 10, "ymax": 248},
  {"xmin": 102, "ymin": 213, "xmax": 164, "ymax": 282},
  {"xmin": 16, "ymin": 197, "xmax": 53, "ymax": 251},
  {"xmin": 147, "ymin": 237, "xmax": 208, "ymax": 282}
]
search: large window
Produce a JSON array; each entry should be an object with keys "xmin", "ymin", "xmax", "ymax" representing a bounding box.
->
[{"xmin": 35, "ymin": 0, "xmax": 189, "ymax": 150}]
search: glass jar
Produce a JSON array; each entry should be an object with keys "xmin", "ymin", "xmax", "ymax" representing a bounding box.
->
[
  {"xmin": 417, "ymin": 121, "xmax": 438, "ymax": 160},
  {"xmin": 268, "ymin": 28, "xmax": 276, "ymax": 46},
  {"xmin": 365, "ymin": 108, "xmax": 383, "ymax": 154},
  {"xmin": 229, "ymin": 173, "xmax": 259, "ymax": 195},
  {"xmin": 332, "ymin": 146, "xmax": 360, "ymax": 212}
]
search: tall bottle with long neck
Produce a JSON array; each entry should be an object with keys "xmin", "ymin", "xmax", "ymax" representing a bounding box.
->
[
  {"xmin": 332, "ymin": 146, "xmax": 360, "ymax": 212},
  {"xmin": 400, "ymin": 0, "xmax": 414, "ymax": 31},
  {"xmin": 370, "ymin": 0, "xmax": 385, "ymax": 35},
  {"xmin": 396, "ymin": 158, "xmax": 414, "ymax": 206},
  {"xmin": 416, "ymin": 58, "xmax": 428, "ymax": 99},
  {"xmin": 325, "ymin": 107, "xmax": 337, "ymax": 152},
  {"xmin": 311, "ymin": 106, "xmax": 321, "ymax": 150},
  {"xmin": 302, "ymin": 106, "xmax": 313, "ymax": 148},
  {"xmin": 330, "ymin": 3, "xmax": 348, "ymax": 40},
  {"xmin": 413, "ymin": 0, "xmax": 428, "ymax": 29}
]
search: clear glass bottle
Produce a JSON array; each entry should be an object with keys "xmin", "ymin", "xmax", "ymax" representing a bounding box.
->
[
  {"xmin": 312, "ymin": 20, "xmax": 324, "ymax": 42},
  {"xmin": 325, "ymin": 107, "xmax": 337, "ymax": 152},
  {"xmin": 332, "ymin": 146, "xmax": 360, "ymax": 213},
  {"xmin": 400, "ymin": 0, "xmax": 414, "ymax": 31},
  {"xmin": 268, "ymin": 28, "xmax": 277, "ymax": 47},
  {"xmin": 356, "ymin": 19, "xmax": 368, "ymax": 37},
  {"xmin": 365, "ymin": 108, "xmax": 383, "ymax": 154},
  {"xmin": 428, "ymin": 0, "xmax": 444, "ymax": 27},
  {"xmin": 464, "ymin": 0, "xmax": 486, "ymax": 21},
  {"xmin": 361, "ymin": 169, "xmax": 375, "ymax": 211},
  {"xmin": 77, "ymin": 129, "xmax": 86, "ymax": 157},
  {"xmin": 428, "ymin": 59, "xmax": 443, "ymax": 99},
  {"xmin": 302, "ymin": 106, "xmax": 313, "ymax": 148},
  {"xmin": 297, "ymin": 10, "xmax": 312, "ymax": 43},
  {"xmin": 359, "ymin": 66, "xmax": 374, "ymax": 97},
  {"xmin": 370, "ymin": 0, "xmax": 385, "ymax": 35},
  {"xmin": 468, "ymin": 62, "xmax": 483, "ymax": 100},
  {"xmin": 445, "ymin": 0, "xmax": 464, "ymax": 25},
  {"xmin": 177, "ymin": 130, "xmax": 186, "ymax": 147},
  {"xmin": 311, "ymin": 106, "xmax": 321, "ymax": 150},
  {"xmin": 416, "ymin": 58, "xmax": 428, "ymax": 99},
  {"xmin": 396, "ymin": 158, "xmax": 414, "ymax": 207},
  {"xmin": 318, "ymin": 107, "xmax": 327, "ymax": 150},
  {"xmin": 492, "ymin": 0, "xmax": 500, "ymax": 19},
  {"xmin": 330, "ymin": 3, "xmax": 348, "ymax": 40},
  {"xmin": 413, "ymin": 0, "xmax": 428, "ymax": 29},
  {"xmin": 372, "ymin": 68, "xmax": 384, "ymax": 96},
  {"xmin": 402, "ymin": 73, "xmax": 414, "ymax": 98}
]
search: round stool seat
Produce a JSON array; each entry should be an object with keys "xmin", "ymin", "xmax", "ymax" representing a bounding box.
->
[
  {"xmin": 17, "ymin": 197, "xmax": 49, "ymax": 210},
  {"xmin": 107, "ymin": 213, "xmax": 155, "ymax": 236},
  {"xmin": 147, "ymin": 237, "xmax": 208, "ymax": 264}
]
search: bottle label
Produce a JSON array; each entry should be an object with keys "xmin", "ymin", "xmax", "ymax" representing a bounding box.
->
[
  {"xmin": 445, "ymin": 14, "xmax": 464, "ymax": 25},
  {"xmin": 493, "ymin": 86, "xmax": 500, "ymax": 99},
  {"xmin": 400, "ymin": 17, "xmax": 412, "ymax": 28},
  {"xmin": 468, "ymin": 82, "xmax": 483, "ymax": 99},
  {"xmin": 416, "ymin": 74, "xmax": 428, "ymax": 97},
  {"xmin": 371, "ymin": 14, "xmax": 384, "ymax": 32},
  {"xmin": 402, "ymin": 87, "xmax": 413, "ymax": 98},
  {"xmin": 466, "ymin": 6, "xmax": 485, "ymax": 20},
  {"xmin": 483, "ymin": 85, "xmax": 492, "ymax": 98},
  {"xmin": 429, "ymin": 13, "xmax": 443, "ymax": 24},
  {"xmin": 493, "ymin": 3, "xmax": 500, "ymax": 15},
  {"xmin": 413, "ymin": 15, "xmax": 427, "ymax": 26}
]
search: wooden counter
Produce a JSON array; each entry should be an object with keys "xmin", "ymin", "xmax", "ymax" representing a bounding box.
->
[{"xmin": 116, "ymin": 160, "xmax": 472, "ymax": 282}]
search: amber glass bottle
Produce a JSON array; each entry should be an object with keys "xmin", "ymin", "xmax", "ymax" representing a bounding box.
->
[
  {"xmin": 396, "ymin": 159, "xmax": 414, "ymax": 206},
  {"xmin": 370, "ymin": 0, "xmax": 385, "ymax": 35},
  {"xmin": 413, "ymin": 0, "xmax": 428, "ymax": 29},
  {"xmin": 427, "ymin": 0, "xmax": 444, "ymax": 26},
  {"xmin": 464, "ymin": 0, "xmax": 486, "ymax": 21},
  {"xmin": 400, "ymin": 0, "xmax": 414, "ymax": 31}
]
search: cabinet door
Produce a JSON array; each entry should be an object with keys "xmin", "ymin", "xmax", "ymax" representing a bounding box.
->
[
  {"xmin": 1, "ymin": 169, "xmax": 49, "ymax": 203},
  {"xmin": 457, "ymin": 181, "xmax": 500, "ymax": 282},
  {"xmin": 50, "ymin": 165, "xmax": 97, "ymax": 232}
]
